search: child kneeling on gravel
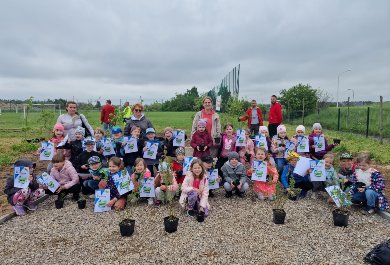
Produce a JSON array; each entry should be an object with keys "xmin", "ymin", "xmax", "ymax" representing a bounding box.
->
[
  {"xmin": 179, "ymin": 159, "xmax": 210, "ymax": 222},
  {"xmin": 154, "ymin": 161, "xmax": 178, "ymax": 206},
  {"xmin": 4, "ymin": 159, "xmax": 45, "ymax": 216},
  {"xmin": 221, "ymin": 151, "xmax": 249, "ymax": 198}
]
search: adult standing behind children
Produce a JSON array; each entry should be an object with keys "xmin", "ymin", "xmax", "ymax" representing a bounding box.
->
[
  {"xmin": 100, "ymin": 100, "xmax": 115, "ymax": 132},
  {"xmin": 268, "ymin": 95, "xmax": 283, "ymax": 138},
  {"xmin": 122, "ymin": 101, "xmax": 132, "ymax": 125},
  {"xmin": 238, "ymin": 99, "xmax": 263, "ymax": 136},
  {"xmin": 57, "ymin": 101, "xmax": 94, "ymax": 141},
  {"xmin": 124, "ymin": 103, "xmax": 154, "ymax": 139},
  {"xmin": 191, "ymin": 96, "xmax": 222, "ymax": 157}
]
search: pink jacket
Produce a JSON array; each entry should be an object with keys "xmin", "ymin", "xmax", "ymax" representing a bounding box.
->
[
  {"xmin": 50, "ymin": 160, "xmax": 79, "ymax": 189},
  {"xmin": 179, "ymin": 172, "xmax": 210, "ymax": 209},
  {"xmin": 238, "ymin": 137, "xmax": 255, "ymax": 165}
]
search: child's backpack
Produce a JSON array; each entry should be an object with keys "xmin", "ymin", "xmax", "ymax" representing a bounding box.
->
[{"xmin": 364, "ymin": 239, "xmax": 390, "ymax": 265}]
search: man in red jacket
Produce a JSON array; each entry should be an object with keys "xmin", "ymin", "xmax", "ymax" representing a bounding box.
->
[
  {"xmin": 238, "ymin": 99, "xmax": 263, "ymax": 136},
  {"xmin": 100, "ymin": 100, "xmax": 115, "ymax": 132},
  {"xmin": 268, "ymin": 95, "xmax": 283, "ymax": 138}
]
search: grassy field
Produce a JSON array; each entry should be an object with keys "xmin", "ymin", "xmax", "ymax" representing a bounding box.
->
[
  {"xmin": 1, "ymin": 110, "xmax": 390, "ymax": 164},
  {"xmin": 286, "ymin": 103, "xmax": 390, "ymax": 137}
]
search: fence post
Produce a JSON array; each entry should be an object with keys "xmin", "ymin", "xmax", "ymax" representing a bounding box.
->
[
  {"xmin": 302, "ymin": 98, "xmax": 305, "ymax": 125},
  {"xmin": 366, "ymin": 107, "xmax": 370, "ymax": 138},
  {"xmin": 379, "ymin": 96, "xmax": 383, "ymax": 144},
  {"xmin": 337, "ymin": 108, "xmax": 341, "ymax": 131}
]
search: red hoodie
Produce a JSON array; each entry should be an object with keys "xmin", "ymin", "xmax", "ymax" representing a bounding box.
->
[
  {"xmin": 101, "ymin": 104, "xmax": 115, "ymax": 124},
  {"xmin": 268, "ymin": 102, "xmax": 283, "ymax": 124}
]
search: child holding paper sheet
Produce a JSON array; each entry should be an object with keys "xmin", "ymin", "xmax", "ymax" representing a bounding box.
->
[
  {"xmin": 281, "ymin": 151, "xmax": 313, "ymax": 198},
  {"xmin": 179, "ymin": 159, "xmax": 210, "ymax": 222},
  {"xmin": 308, "ymin": 123, "xmax": 336, "ymax": 160},
  {"xmin": 4, "ymin": 159, "xmax": 45, "ymax": 216},
  {"xmin": 350, "ymin": 152, "xmax": 389, "ymax": 214},
  {"xmin": 48, "ymin": 153, "xmax": 81, "ymax": 201},
  {"xmin": 291, "ymin": 125, "xmax": 310, "ymax": 157},
  {"xmin": 190, "ymin": 119, "xmax": 213, "ymax": 159},
  {"xmin": 154, "ymin": 162, "xmax": 178, "ymax": 206},
  {"xmin": 98, "ymin": 157, "xmax": 128, "ymax": 210},
  {"xmin": 271, "ymin": 125, "xmax": 289, "ymax": 175},
  {"xmin": 256, "ymin": 126, "xmax": 272, "ymax": 153},
  {"xmin": 201, "ymin": 155, "xmax": 221, "ymax": 198},
  {"xmin": 215, "ymin": 123, "xmax": 236, "ymax": 179},
  {"xmin": 250, "ymin": 148, "xmax": 278, "ymax": 201},
  {"xmin": 238, "ymin": 128, "xmax": 255, "ymax": 166},
  {"xmin": 143, "ymin": 127, "xmax": 163, "ymax": 176},
  {"xmin": 123, "ymin": 126, "xmax": 143, "ymax": 175},
  {"xmin": 131, "ymin": 158, "xmax": 154, "ymax": 204}
]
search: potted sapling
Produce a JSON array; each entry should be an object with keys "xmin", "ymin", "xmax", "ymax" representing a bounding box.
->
[
  {"xmin": 77, "ymin": 194, "xmax": 86, "ymax": 209},
  {"xmin": 160, "ymin": 162, "xmax": 179, "ymax": 233},
  {"xmin": 55, "ymin": 193, "xmax": 67, "ymax": 209},
  {"xmin": 329, "ymin": 182, "xmax": 352, "ymax": 227},
  {"xmin": 287, "ymin": 178, "xmax": 301, "ymax": 201},
  {"xmin": 272, "ymin": 182, "xmax": 288, "ymax": 224},
  {"xmin": 119, "ymin": 169, "xmax": 138, "ymax": 237}
]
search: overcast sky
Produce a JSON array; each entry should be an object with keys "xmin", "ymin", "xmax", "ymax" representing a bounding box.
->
[{"xmin": 0, "ymin": 0, "xmax": 389, "ymax": 105}]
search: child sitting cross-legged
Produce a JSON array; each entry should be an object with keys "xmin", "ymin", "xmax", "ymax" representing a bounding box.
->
[{"xmin": 154, "ymin": 161, "xmax": 178, "ymax": 206}]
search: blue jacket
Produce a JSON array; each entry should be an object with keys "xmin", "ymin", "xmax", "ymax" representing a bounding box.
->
[{"xmin": 280, "ymin": 164, "xmax": 310, "ymax": 189}]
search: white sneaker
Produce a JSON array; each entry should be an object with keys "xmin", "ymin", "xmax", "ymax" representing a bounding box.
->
[{"xmin": 147, "ymin": 198, "xmax": 154, "ymax": 205}]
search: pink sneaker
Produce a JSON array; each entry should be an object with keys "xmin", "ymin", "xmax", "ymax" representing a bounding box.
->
[{"xmin": 13, "ymin": 205, "xmax": 26, "ymax": 216}]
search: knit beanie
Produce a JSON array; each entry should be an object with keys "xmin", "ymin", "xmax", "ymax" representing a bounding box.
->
[
  {"xmin": 175, "ymin": 147, "xmax": 185, "ymax": 155},
  {"xmin": 296, "ymin": 125, "xmax": 305, "ymax": 133},
  {"xmin": 53, "ymin": 123, "xmax": 65, "ymax": 132},
  {"xmin": 259, "ymin": 126, "xmax": 268, "ymax": 134},
  {"xmin": 277, "ymin": 125, "xmax": 287, "ymax": 134},
  {"xmin": 75, "ymin": 126, "xmax": 85, "ymax": 136},
  {"xmin": 198, "ymin": 119, "xmax": 207, "ymax": 127},
  {"xmin": 228, "ymin": 151, "xmax": 240, "ymax": 161},
  {"xmin": 312, "ymin": 123, "xmax": 322, "ymax": 130}
]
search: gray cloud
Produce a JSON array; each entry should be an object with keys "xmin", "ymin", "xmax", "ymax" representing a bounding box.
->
[{"xmin": 0, "ymin": 0, "xmax": 389, "ymax": 105}]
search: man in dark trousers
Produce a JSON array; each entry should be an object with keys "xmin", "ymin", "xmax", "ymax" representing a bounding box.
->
[
  {"xmin": 268, "ymin": 95, "xmax": 283, "ymax": 138},
  {"xmin": 100, "ymin": 99, "xmax": 115, "ymax": 132},
  {"xmin": 238, "ymin": 99, "xmax": 263, "ymax": 136}
]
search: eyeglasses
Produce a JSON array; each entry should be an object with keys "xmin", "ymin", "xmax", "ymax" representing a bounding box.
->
[{"xmin": 134, "ymin": 109, "xmax": 142, "ymax": 112}]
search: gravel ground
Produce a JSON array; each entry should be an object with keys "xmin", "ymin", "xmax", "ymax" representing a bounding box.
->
[{"xmin": 1, "ymin": 189, "xmax": 389, "ymax": 265}]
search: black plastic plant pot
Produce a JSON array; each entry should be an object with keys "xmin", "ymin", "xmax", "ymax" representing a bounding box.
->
[
  {"xmin": 333, "ymin": 139, "xmax": 341, "ymax": 145},
  {"xmin": 77, "ymin": 200, "xmax": 86, "ymax": 209},
  {"xmin": 272, "ymin": 209, "xmax": 286, "ymax": 224},
  {"xmin": 119, "ymin": 219, "xmax": 135, "ymax": 237},
  {"xmin": 164, "ymin": 216, "xmax": 179, "ymax": 233},
  {"xmin": 332, "ymin": 209, "xmax": 349, "ymax": 227},
  {"xmin": 196, "ymin": 211, "xmax": 205, "ymax": 223},
  {"xmin": 288, "ymin": 194, "xmax": 297, "ymax": 201},
  {"xmin": 55, "ymin": 200, "xmax": 64, "ymax": 209}
]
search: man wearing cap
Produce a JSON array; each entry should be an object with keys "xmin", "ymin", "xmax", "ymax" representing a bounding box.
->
[
  {"xmin": 268, "ymin": 95, "xmax": 283, "ymax": 138},
  {"xmin": 101, "ymin": 99, "xmax": 116, "ymax": 132},
  {"xmin": 238, "ymin": 99, "xmax": 264, "ymax": 136},
  {"xmin": 4, "ymin": 159, "xmax": 45, "ymax": 216},
  {"xmin": 221, "ymin": 152, "xmax": 248, "ymax": 198}
]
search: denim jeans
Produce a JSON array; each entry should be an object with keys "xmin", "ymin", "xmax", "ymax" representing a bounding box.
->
[
  {"xmin": 83, "ymin": 180, "xmax": 100, "ymax": 194},
  {"xmin": 352, "ymin": 189, "xmax": 378, "ymax": 210},
  {"xmin": 275, "ymin": 158, "xmax": 286, "ymax": 174}
]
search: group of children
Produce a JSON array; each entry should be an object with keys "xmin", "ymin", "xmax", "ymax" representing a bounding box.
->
[{"xmin": 4, "ymin": 119, "xmax": 388, "ymax": 220}]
